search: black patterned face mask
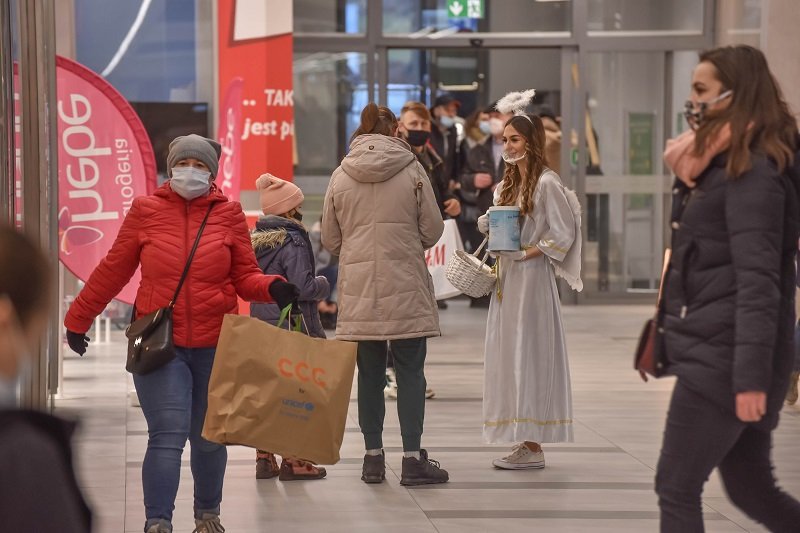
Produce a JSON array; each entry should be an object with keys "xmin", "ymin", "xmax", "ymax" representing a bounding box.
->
[{"xmin": 683, "ymin": 90, "xmax": 732, "ymax": 130}]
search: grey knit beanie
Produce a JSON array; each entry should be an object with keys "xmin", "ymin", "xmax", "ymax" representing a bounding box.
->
[{"xmin": 167, "ymin": 134, "xmax": 222, "ymax": 178}]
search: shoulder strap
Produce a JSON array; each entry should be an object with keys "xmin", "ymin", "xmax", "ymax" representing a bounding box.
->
[{"xmin": 169, "ymin": 203, "xmax": 214, "ymax": 308}]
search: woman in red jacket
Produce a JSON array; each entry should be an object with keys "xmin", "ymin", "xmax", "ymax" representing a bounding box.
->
[{"xmin": 64, "ymin": 135, "xmax": 298, "ymax": 533}]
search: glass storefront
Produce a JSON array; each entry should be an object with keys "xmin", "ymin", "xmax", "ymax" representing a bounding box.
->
[
  {"xmin": 587, "ymin": 0, "xmax": 704, "ymax": 34},
  {"xmin": 296, "ymin": 0, "xmax": 368, "ymax": 34},
  {"xmin": 294, "ymin": 51, "xmax": 368, "ymax": 175}
]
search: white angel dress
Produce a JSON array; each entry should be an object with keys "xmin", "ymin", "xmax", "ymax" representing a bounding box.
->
[{"xmin": 483, "ymin": 168, "xmax": 582, "ymax": 444}]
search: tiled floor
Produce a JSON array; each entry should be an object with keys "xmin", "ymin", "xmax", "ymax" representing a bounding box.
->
[{"xmin": 55, "ymin": 300, "xmax": 800, "ymax": 532}]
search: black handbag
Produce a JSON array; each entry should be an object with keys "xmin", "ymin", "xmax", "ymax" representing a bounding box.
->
[
  {"xmin": 125, "ymin": 204, "xmax": 213, "ymax": 375},
  {"xmin": 634, "ymin": 249, "xmax": 671, "ymax": 382}
]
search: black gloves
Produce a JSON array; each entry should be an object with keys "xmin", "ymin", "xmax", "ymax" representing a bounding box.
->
[
  {"xmin": 269, "ymin": 280, "xmax": 300, "ymax": 309},
  {"xmin": 66, "ymin": 330, "xmax": 90, "ymax": 356}
]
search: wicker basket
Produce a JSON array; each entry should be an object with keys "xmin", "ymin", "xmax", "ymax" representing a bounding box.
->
[{"xmin": 445, "ymin": 237, "xmax": 496, "ymax": 298}]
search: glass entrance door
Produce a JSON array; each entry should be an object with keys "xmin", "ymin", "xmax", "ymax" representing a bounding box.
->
[{"xmin": 385, "ymin": 47, "xmax": 563, "ymax": 127}]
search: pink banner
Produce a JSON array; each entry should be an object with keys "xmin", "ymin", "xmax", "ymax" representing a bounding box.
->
[
  {"xmin": 56, "ymin": 56, "xmax": 157, "ymax": 305},
  {"xmin": 217, "ymin": 77, "xmax": 244, "ymax": 201},
  {"xmin": 12, "ymin": 63, "xmax": 21, "ymax": 227}
]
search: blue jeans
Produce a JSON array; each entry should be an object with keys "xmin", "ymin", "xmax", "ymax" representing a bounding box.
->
[{"xmin": 133, "ymin": 347, "xmax": 226, "ymax": 529}]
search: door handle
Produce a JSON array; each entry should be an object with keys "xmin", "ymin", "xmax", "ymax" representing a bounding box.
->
[{"xmin": 437, "ymin": 82, "xmax": 479, "ymax": 92}]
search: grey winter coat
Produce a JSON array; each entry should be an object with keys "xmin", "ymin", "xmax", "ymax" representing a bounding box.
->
[
  {"xmin": 250, "ymin": 216, "xmax": 329, "ymax": 338},
  {"xmin": 322, "ymin": 134, "xmax": 444, "ymax": 341}
]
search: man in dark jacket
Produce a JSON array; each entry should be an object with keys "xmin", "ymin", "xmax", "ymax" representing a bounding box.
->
[
  {"xmin": 458, "ymin": 103, "xmax": 512, "ymax": 253},
  {"xmin": 429, "ymin": 93, "xmax": 461, "ymax": 188},
  {"xmin": 399, "ymin": 101, "xmax": 461, "ymax": 219}
]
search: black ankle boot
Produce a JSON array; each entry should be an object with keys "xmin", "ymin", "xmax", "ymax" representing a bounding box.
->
[
  {"xmin": 400, "ymin": 449, "xmax": 449, "ymax": 486},
  {"xmin": 361, "ymin": 451, "xmax": 385, "ymax": 484}
]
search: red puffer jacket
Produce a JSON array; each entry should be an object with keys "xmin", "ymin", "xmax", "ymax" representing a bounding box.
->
[{"xmin": 65, "ymin": 183, "xmax": 283, "ymax": 348}]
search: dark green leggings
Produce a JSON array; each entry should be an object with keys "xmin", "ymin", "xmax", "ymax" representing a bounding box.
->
[{"xmin": 357, "ymin": 338, "xmax": 427, "ymax": 451}]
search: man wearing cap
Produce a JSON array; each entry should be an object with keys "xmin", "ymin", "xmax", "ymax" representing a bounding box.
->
[
  {"xmin": 458, "ymin": 103, "xmax": 512, "ymax": 307},
  {"xmin": 430, "ymin": 93, "xmax": 462, "ymax": 188}
]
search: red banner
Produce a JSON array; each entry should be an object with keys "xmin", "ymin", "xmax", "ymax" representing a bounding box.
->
[
  {"xmin": 217, "ymin": 77, "xmax": 244, "ymax": 201},
  {"xmin": 217, "ymin": 0, "xmax": 294, "ymax": 190},
  {"xmin": 56, "ymin": 56, "xmax": 157, "ymax": 305}
]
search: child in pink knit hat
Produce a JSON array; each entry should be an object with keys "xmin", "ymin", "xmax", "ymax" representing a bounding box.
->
[{"xmin": 250, "ymin": 173, "xmax": 330, "ymax": 482}]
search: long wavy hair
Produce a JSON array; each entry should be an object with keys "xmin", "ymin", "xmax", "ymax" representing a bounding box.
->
[
  {"xmin": 497, "ymin": 114, "xmax": 547, "ymax": 216},
  {"xmin": 694, "ymin": 45, "xmax": 797, "ymax": 177}
]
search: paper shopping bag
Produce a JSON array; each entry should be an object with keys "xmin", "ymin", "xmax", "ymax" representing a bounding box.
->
[{"xmin": 202, "ymin": 314, "xmax": 357, "ymax": 464}]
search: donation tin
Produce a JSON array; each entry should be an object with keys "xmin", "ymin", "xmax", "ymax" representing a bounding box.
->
[{"xmin": 488, "ymin": 206, "xmax": 521, "ymax": 251}]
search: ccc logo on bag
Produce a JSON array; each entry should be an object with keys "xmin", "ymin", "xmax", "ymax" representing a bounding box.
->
[{"xmin": 278, "ymin": 358, "xmax": 327, "ymax": 389}]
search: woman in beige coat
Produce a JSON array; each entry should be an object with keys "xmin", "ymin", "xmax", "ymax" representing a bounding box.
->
[{"xmin": 322, "ymin": 102, "xmax": 449, "ymax": 487}]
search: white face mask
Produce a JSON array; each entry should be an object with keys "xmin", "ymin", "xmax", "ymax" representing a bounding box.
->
[
  {"xmin": 170, "ymin": 167, "xmax": 212, "ymax": 200},
  {"xmin": 439, "ymin": 115, "xmax": 456, "ymax": 129},
  {"xmin": 502, "ymin": 150, "xmax": 526, "ymax": 164},
  {"xmin": 0, "ymin": 303, "xmax": 34, "ymax": 409},
  {"xmin": 0, "ymin": 356, "xmax": 30, "ymax": 408},
  {"xmin": 489, "ymin": 117, "xmax": 505, "ymax": 136}
]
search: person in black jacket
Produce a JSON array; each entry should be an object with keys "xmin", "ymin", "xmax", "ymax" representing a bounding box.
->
[
  {"xmin": 457, "ymin": 103, "xmax": 512, "ymax": 307},
  {"xmin": 458, "ymin": 102, "xmax": 512, "ymax": 251},
  {"xmin": 429, "ymin": 93, "xmax": 461, "ymax": 188},
  {"xmin": 399, "ymin": 101, "xmax": 462, "ymax": 219},
  {"xmin": 0, "ymin": 225, "xmax": 92, "ymax": 532},
  {"xmin": 656, "ymin": 45, "xmax": 800, "ymax": 532}
]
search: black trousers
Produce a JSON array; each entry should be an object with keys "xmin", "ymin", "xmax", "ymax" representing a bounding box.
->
[{"xmin": 655, "ymin": 381, "xmax": 800, "ymax": 532}]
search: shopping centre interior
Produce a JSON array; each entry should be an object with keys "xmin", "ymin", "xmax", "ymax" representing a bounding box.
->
[{"xmin": 2, "ymin": 1, "xmax": 800, "ymax": 531}]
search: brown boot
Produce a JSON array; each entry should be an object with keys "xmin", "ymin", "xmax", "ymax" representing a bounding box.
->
[
  {"xmin": 256, "ymin": 451, "xmax": 279, "ymax": 479},
  {"xmin": 278, "ymin": 458, "xmax": 327, "ymax": 481},
  {"xmin": 400, "ymin": 449, "xmax": 449, "ymax": 486}
]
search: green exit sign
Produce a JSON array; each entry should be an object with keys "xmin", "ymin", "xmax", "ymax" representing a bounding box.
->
[{"xmin": 447, "ymin": 0, "xmax": 484, "ymax": 19}]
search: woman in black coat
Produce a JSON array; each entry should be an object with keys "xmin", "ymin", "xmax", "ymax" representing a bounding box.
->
[{"xmin": 655, "ymin": 45, "xmax": 800, "ymax": 532}]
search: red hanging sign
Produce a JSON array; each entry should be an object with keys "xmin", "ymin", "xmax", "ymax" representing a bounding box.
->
[{"xmin": 217, "ymin": 0, "xmax": 294, "ymax": 192}]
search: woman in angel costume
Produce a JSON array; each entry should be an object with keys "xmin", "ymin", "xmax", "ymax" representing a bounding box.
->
[{"xmin": 477, "ymin": 90, "xmax": 583, "ymax": 469}]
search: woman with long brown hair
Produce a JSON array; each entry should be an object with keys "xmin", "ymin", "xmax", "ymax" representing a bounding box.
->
[
  {"xmin": 656, "ymin": 45, "xmax": 800, "ymax": 531},
  {"xmin": 479, "ymin": 111, "xmax": 582, "ymax": 470},
  {"xmin": 322, "ymin": 103, "xmax": 449, "ymax": 486}
]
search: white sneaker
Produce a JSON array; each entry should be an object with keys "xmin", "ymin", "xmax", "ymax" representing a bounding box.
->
[
  {"xmin": 384, "ymin": 368, "xmax": 398, "ymax": 399},
  {"xmin": 425, "ymin": 388, "xmax": 436, "ymax": 399},
  {"xmin": 492, "ymin": 444, "xmax": 545, "ymax": 470},
  {"xmin": 384, "ymin": 383, "xmax": 398, "ymax": 399}
]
